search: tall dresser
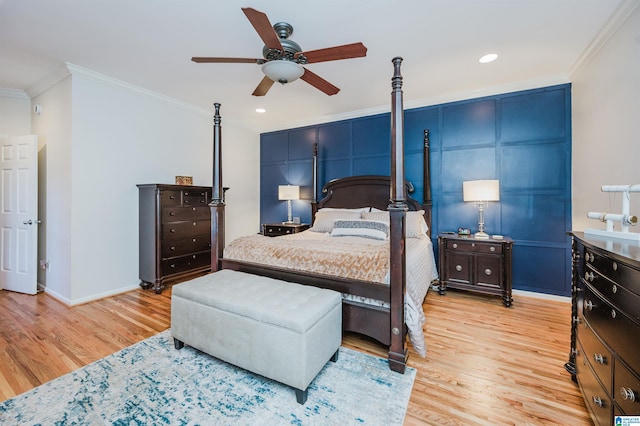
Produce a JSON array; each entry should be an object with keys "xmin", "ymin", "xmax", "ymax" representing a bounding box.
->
[
  {"xmin": 138, "ymin": 184, "xmax": 212, "ymax": 294},
  {"xmin": 567, "ymin": 232, "xmax": 640, "ymax": 425}
]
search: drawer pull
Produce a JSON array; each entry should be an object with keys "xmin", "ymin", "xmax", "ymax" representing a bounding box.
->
[
  {"xmin": 170, "ymin": 229, "xmax": 176, "ymax": 233},
  {"xmin": 592, "ymin": 396, "xmax": 604, "ymax": 408},
  {"xmin": 192, "ymin": 222, "xmax": 197, "ymax": 226},
  {"xmin": 170, "ymin": 264, "xmax": 176, "ymax": 269},
  {"xmin": 484, "ymin": 268, "xmax": 492, "ymax": 276},
  {"xmin": 192, "ymin": 207, "xmax": 196, "ymax": 211},
  {"xmin": 612, "ymin": 284, "xmax": 617, "ymax": 294},
  {"xmin": 184, "ymin": 192, "xmax": 190, "ymax": 196},
  {"xmin": 170, "ymin": 195, "xmax": 175, "ymax": 199},
  {"xmin": 455, "ymin": 265, "xmax": 463, "ymax": 272},
  {"xmin": 620, "ymin": 387, "xmax": 637, "ymax": 402},
  {"xmin": 452, "ymin": 243, "xmax": 458, "ymax": 249},
  {"xmin": 611, "ymin": 309, "xmax": 616, "ymax": 319},
  {"xmin": 192, "ymin": 238, "xmax": 196, "ymax": 242},
  {"xmin": 584, "ymin": 271, "xmax": 594, "ymax": 282},
  {"xmin": 593, "ymin": 353, "xmax": 606, "ymax": 365},
  {"xmin": 585, "ymin": 300, "xmax": 594, "ymax": 311},
  {"xmin": 613, "ymin": 262, "xmax": 618, "ymax": 271},
  {"xmin": 170, "ymin": 246, "xmax": 175, "ymax": 251},
  {"xmin": 490, "ymin": 246, "xmax": 496, "ymax": 252},
  {"xmin": 169, "ymin": 211, "xmax": 175, "ymax": 216},
  {"xmin": 586, "ymin": 252, "xmax": 594, "ymax": 262}
]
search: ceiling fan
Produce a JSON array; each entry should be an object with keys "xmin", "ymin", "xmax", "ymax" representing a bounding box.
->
[{"xmin": 192, "ymin": 7, "xmax": 367, "ymax": 96}]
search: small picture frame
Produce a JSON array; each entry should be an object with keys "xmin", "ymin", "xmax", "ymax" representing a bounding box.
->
[{"xmin": 175, "ymin": 176, "xmax": 193, "ymax": 185}]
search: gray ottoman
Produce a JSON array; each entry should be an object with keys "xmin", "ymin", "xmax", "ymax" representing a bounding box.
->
[{"xmin": 171, "ymin": 269, "xmax": 342, "ymax": 404}]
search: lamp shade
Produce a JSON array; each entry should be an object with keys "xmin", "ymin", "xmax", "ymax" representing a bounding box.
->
[
  {"xmin": 262, "ymin": 61, "xmax": 304, "ymax": 84},
  {"xmin": 278, "ymin": 185, "xmax": 300, "ymax": 201},
  {"xmin": 463, "ymin": 180, "xmax": 500, "ymax": 202}
]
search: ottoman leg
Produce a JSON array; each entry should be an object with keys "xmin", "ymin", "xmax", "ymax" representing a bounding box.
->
[
  {"xmin": 330, "ymin": 349, "xmax": 339, "ymax": 362},
  {"xmin": 295, "ymin": 388, "xmax": 308, "ymax": 405},
  {"xmin": 174, "ymin": 338, "xmax": 184, "ymax": 350}
]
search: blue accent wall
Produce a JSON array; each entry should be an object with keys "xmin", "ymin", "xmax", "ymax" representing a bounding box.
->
[{"xmin": 260, "ymin": 84, "xmax": 572, "ymax": 296}]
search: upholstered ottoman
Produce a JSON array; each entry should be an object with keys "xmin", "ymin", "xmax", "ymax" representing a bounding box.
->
[{"xmin": 171, "ymin": 269, "xmax": 342, "ymax": 404}]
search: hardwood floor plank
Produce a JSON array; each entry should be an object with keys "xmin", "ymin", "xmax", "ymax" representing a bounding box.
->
[{"xmin": 0, "ymin": 286, "xmax": 590, "ymax": 424}]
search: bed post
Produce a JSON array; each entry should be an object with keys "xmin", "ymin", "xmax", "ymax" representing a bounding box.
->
[
  {"xmin": 423, "ymin": 129, "xmax": 433, "ymax": 235},
  {"xmin": 311, "ymin": 142, "xmax": 319, "ymax": 220},
  {"xmin": 388, "ymin": 57, "xmax": 408, "ymax": 373},
  {"xmin": 210, "ymin": 103, "xmax": 225, "ymax": 272}
]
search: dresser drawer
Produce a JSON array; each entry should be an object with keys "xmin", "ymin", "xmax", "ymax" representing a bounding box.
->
[
  {"xmin": 162, "ymin": 252, "xmax": 211, "ymax": 276},
  {"xmin": 446, "ymin": 239, "xmax": 502, "ymax": 254},
  {"xmin": 577, "ymin": 340, "xmax": 613, "ymax": 426},
  {"xmin": 182, "ymin": 189, "xmax": 210, "ymax": 206},
  {"xmin": 577, "ymin": 320, "xmax": 612, "ymax": 394},
  {"xmin": 584, "ymin": 284, "xmax": 640, "ymax": 373},
  {"xmin": 162, "ymin": 220, "xmax": 211, "ymax": 240},
  {"xmin": 584, "ymin": 263, "xmax": 640, "ymax": 324},
  {"xmin": 162, "ymin": 206, "xmax": 210, "ymax": 222},
  {"xmin": 614, "ymin": 359, "xmax": 640, "ymax": 415},
  {"xmin": 160, "ymin": 189, "xmax": 182, "ymax": 206},
  {"xmin": 161, "ymin": 235, "xmax": 211, "ymax": 258},
  {"xmin": 585, "ymin": 247, "xmax": 640, "ymax": 296}
]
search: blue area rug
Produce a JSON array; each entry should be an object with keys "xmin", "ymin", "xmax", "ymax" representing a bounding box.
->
[{"xmin": 0, "ymin": 331, "xmax": 415, "ymax": 425}]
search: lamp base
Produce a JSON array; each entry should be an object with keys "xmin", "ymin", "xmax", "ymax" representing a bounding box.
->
[{"xmin": 474, "ymin": 231, "xmax": 490, "ymax": 239}]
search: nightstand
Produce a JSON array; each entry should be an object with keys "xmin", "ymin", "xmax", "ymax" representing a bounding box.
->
[
  {"xmin": 437, "ymin": 233, "xmax": 514, "ymax": 307},
  {"xmin": 262, "ymin": 223, "xmax": 310, "ymax": 237}
]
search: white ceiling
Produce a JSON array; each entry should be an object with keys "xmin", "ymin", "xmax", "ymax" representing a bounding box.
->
[{"xmin": 0, "ymin": 0, "xmax": 633, "ymax": 133}]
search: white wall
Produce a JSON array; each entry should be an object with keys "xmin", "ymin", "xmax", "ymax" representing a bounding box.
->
[
  {"xmin": 571, "ymin": 4, "xmax": 640, "ymax": 232},
  {"xmin": 0, "ymin": 89, "xmax": 31, "ymax": 136},
  {"xmin": 31, "ymin": 76, "xmax": 73, "ymax": 299},
  {"xmin": 29, "ymin": 65, "xmax": 259, "ymax": 304}
]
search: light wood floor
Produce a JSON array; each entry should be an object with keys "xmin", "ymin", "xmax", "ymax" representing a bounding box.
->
[{"xmin": 0, "ymin": 285, "xmax": 590, "ymax": 425}]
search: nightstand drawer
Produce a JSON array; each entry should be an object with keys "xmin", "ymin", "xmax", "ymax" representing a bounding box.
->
[
  {"xmin": 262, "ymin": 223, "xmax": 309, "ymax": 237},
  {"xmin": 447, "ymin": 239, "xmax": 502, "ymax": 254}
]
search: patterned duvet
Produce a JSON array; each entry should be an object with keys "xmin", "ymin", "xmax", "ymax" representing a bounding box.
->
[{"xmin": 223, "ymin": 230, "xmax": 438, "ymax": 356}]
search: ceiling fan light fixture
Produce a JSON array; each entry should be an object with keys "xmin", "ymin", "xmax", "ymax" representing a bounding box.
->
[{"xmin": 262, "ymin": 60, "xmax": 304, "ymax": 84}]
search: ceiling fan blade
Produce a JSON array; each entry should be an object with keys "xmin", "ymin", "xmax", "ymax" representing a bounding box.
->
[
  {"xmin": 299, "ymin": 42, "xmax": 367, "ymax": 64},
  {"xmin": 252, "ymin": 76, "xmax": 275, "ymax": 96},
  {"xmin": 191, "ymin": 57, "xmax": 261, "ymax": 64},
  {"xmin": 242, "ymin": 7, "xmax": 283, "ymax": 51},
  {"xmin": 300, "ymin": 68, "xmax": 340, "ymax": 96}
]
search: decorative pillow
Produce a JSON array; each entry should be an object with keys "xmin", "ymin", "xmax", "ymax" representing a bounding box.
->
[
  {"xmin": 361, "ymin": 211, "xmax": 389, "ymax": 223},
  {"xmin": 330, "ymin": 219, "xmax": 389, "ymax": 240},
  {"xmin": 361, "ymin": 210, "xmax": 428, "ymax": 237},
  {"xmin": 310, "ymin": 209, "xmax": 362, "ymax": 233}
]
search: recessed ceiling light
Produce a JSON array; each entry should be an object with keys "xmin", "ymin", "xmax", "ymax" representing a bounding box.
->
[
  {"xmin": 479, "ymin": 53, "xmax": 498, "ymax": 64},
  {"xmin": 255, "ymin": 108, "xmax": 266, "ymax": 113}
]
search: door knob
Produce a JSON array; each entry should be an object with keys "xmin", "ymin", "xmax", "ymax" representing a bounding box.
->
[{"xmin": 22, "ymin": 219, "xmax": 42, "ymax": 225}]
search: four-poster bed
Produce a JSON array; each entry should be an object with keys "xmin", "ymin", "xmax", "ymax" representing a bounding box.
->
[{"xmin": 208, "ymin": 57, "xmax": 435, "ymax": 373}]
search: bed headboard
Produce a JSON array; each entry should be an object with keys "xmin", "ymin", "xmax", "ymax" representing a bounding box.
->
[{"xmin": 315, "ymin": 175, "xmax": 423, "ymax": 212}]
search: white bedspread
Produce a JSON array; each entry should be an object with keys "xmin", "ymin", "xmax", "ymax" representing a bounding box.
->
[{"xmin": 223, "ymin": 230, "xmax": 438, "ymax": 357}]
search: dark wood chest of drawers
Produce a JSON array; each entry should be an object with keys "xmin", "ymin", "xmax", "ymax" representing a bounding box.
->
[
  {"xmin": 568, "ymin": 232, "xmax": 640, "ymax": 425},
  {"xmin": 138, "ymin": 184, "xmax": 212, "ymax": 293},
  {"xmin": 438, "ymin": 233, "xmax": 514, "ymax": 306}
]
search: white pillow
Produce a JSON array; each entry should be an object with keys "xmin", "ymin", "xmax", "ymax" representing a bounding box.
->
[
  {"xmin": 361, "ymin": 210, "xmax": 428, "ymax": 237},
  {"xmin": 331, "ymin": 219, "xmax": 389, "ymax": 240},
  {"xmin": 311, "ymin": 209, "xmax": 362, "ymax": 233}
]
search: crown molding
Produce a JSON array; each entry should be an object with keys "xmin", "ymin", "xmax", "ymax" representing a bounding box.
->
[
  {"xmin": 0, "ymin": 88, "xmax": 30, "ymax": 100},
  {"xmin": 570, "ymin": 0, "xmax": 640, "ymax": 78},
  {"xmin": 25, "ymin": 62, "xmax": 214, "ymax": 119}
]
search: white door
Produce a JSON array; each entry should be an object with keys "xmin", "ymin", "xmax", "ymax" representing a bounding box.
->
[{"xmin": 0, "ymin": 135, "xmax": 38, "ymax": 294}]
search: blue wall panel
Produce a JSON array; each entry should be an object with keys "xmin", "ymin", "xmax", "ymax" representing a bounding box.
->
[
  {"xmin": 260, "ymin": 84, "xmax": 572, "ymax": 296},
  {"xmin": 442, "ymin": 99, "xmax": 496, "ymax": 148}
]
